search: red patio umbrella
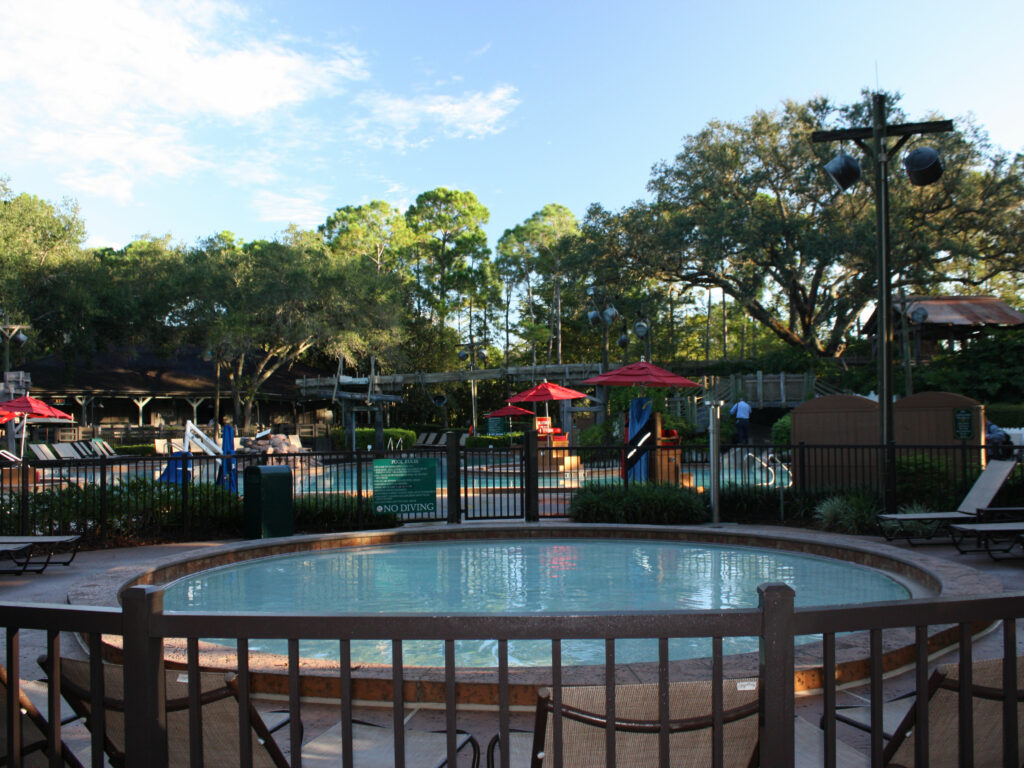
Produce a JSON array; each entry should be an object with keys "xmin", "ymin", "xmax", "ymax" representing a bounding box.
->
[
  {"xmin": 0, "ymin": 396, "xmax": 74, "ymax": 421},
  {"xmin": 507, "ymin": 381, "xmax": 588, "ymax": 403},
  {"xmin": 485, "ymin": 403, "xmax": 536, "ymax": 434},
  {"xmin": 507, "ymin": 381, "xmax": 588, "ymax": 421},
  {"xmin": 0, "ymin": 396, "xmax": 74, "ymax": 458},
  {"xmin": 485, "ymin": 404, "xmax": 536, "ymax": 418},
  {"xmin": 582, "ymin": 360, "xmax": 699, "ymax": 388}
]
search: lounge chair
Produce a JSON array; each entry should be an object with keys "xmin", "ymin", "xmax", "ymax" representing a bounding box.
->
[
  {"xmin": 0, "ymin": 662, "xmax": 85, "ymax": 767},
  {"xmin": 48, "ymin": 658, "xmax": 479, "ymax": 768},
  {"xmin": 49, "ymin": 444, "xmax": 81, "ymax": 461},
  {"xmin": 0, "ymin": 535, "xmax": 80, "ymax": 573},
  {"xmin": 832, "ymin": 656, "xmax": 1024, "ymax": 766},
  {"xmin": 877, "ymin": 458, "xmax": 1023, "ymax": 544},
  {"xmin": 948, "ymin": 520, "xmax": 1024, "ymax": 559},
  {"xmin": 90, "ymin": 438, "xmax": 121, "ymax": 458},
  {"xmin": 491, "ymin": 678, "xmax": 760, "ymax": 768},
  {"xmin": 27, "ymin": 444, "xmax": 58, "ymax": 462}
]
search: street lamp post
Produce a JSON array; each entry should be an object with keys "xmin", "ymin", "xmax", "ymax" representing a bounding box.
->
[{"xmin": 812, "ymin": 93, "xmax": 952, "ymax": 514}]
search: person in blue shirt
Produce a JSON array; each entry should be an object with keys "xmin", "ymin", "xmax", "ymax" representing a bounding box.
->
[{"xmin": 729, "ymin": 398, "xmax": 752, "ymax": 443}]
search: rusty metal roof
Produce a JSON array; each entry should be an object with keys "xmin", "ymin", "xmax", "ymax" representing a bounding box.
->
[{"xmin": 900, "ymin": 296, "xmax": 1024, "ymax": 327}]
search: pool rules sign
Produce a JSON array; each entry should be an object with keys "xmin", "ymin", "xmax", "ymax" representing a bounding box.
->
[{"xmin": 373, "ymin": 457, "xmax": 438, "ymax": 516}]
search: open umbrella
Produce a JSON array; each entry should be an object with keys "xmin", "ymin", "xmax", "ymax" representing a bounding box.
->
[
  {"xmin": 507, "ymin": 380, "xmax": 588, "ymax": 422},
  {"xmin": 485, "ymin": 403, "xmax": 536, "ymax": 434},
  {"xmin": 582, "ymin": 360, "xmax": 699, "ymax": 388},
  {"xmin": 0, "ymin": 396, "xmax": 74, "ymax": 458}
]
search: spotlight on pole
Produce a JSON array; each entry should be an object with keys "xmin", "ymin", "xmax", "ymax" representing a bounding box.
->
[
  {"xmin": 588, "ymin": 309, "xmax": 602, "ymax": 326},
  {"xmin": 903, "ymin": 147, "xmax": 944, "ymax": 186},
  {"xmin": 602, "ymin": 305, "xmax": 619, "ymax": 324},
  {"xmin": 633, "ymin": 320, "xmax": 649, "ymax": 338},
  {"xmin": 823, "ymin": 150, "xmax": 861, "ymax": 191},
  {"xmin": 617, "ymin": 332, "xmax": 629, "ymax": 349}
]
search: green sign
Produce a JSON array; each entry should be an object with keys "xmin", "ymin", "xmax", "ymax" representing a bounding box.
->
[
  {"xmin": 373, "ymin": 458, "xmax": 437, "ymax": 515},
  {"xmin": 953, "ymin": 408, "xmax": 974, "ymax": 440}
]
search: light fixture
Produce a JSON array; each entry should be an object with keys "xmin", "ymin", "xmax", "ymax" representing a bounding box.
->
[
  {"xmin": 633, "ymin": 320, "xmax": 649, "ymax": 338},
  {"xmin": 824, "ymin": 150, "xmax": 861, "ymax": 191},
  {"xmin": 602, "ymin": 305, "xmax": 619, "ymax": 324},
  {"xmin": 617, "ymin": 332, "xmax": 629, "ymax": 349},
  {"xmin": 903, "ymin": 147, "xmax": 943, "ymax": 186},
  {"xmin": 458, "ymin": 349, "xmax": 469, "ymax": 361},
  {"xmin": 588, "ymin": 310, "xmax": 602, "ymax": 326}
]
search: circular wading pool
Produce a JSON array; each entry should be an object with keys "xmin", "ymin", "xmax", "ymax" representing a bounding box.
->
[{"xmin": 162, "ymin": 535, "xmax": 914, "ymax": 667}]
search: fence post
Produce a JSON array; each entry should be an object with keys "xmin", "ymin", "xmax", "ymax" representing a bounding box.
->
[
  {"xmin": 446, "ymin": 432, "xmax": 461, "ymax": 524},
  {"xmin": 99, "ymin": 454, "xmax": 108, "ymax": 542},
  {"xmin": 758, "ymin": 583, "xmax": 795, "ymax": 767},
  {"xmin": 19, "ymin": 459, "xmax": 30, "ymax": 535},
  {"xmin": 122, "ymin": 585, "xmax": 167, "ymax": 768},
  {"xmin": 524, "ymin": 430, "xmax": 539, "ymax": 522}
]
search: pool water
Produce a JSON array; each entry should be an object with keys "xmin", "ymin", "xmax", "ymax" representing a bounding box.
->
[{"xmin": 163, "ymin": 538, "xmax": 910, "ymax": 667}]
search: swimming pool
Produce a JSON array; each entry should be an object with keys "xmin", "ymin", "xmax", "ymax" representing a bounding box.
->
[{"xmin": 163, "ymin": 537, "xmax": 910, "ymax": 667}]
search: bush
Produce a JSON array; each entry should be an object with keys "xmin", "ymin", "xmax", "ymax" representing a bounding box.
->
[
  {"xmin": 329, "ymin": 427, "xmax": 416, "ymax": 451},
  {"xmin": 568, "ymin": 483, "xmax": 708, "ymax": 525},
  {"xmin": 770, "ymin": 413, "xmax": 791, "ymax": 446},
  {"xmin": 985, "ymin": 403, "xmax": 1024, "ymax": 428},
  {"xmin": 113, "ymin": 444, "xmax": 158, "ymax": 456},
  {"xmin": 293, "ymin": 494, "xmax": 399, "ymax": 532},
  {"xmin": 466, "ymin": 434, "xmax": 519, "ymax": 449},
  {"xmin": 812, "ymin": 490, "xmax": 882, "ymax": 534},
  {"xmin": 893, "ymin": 453, "xmax": 961, "ymax": 511}
]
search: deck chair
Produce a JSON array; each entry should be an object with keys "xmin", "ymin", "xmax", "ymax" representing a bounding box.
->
[
  {"xmin": 833, "ymin": 656, "xmax": 1024, "ymax": 767},
  {"xmin": 877, "ymin": 458, "xmax": 1023, "ymax": 544},
  {"xmin": 49, "ymin": 658, "xmax": 479, "ymax": 768},
  {"xmin": 0, "ymin": 535, "xmax": 80, "ymax": 573},
  {"xmin": 27, "ymin": 444, "xmax": 58, "ymax": 462},
  {"xmin": 0, "ymin": 663, "xmax": 85, "ymax": 767},
  {"xmin": 50, "ymin": 444, "xmax": 82, "ymax": 461},
  {"xmin": 496, "ymin": 678, "xmax": 760, "ymax": 768},
  {"xmin": 44, "ymin": 657, "xmax": 293, "ymax": 768},
  {"xmin": 90, "ymin": 438, "xmax": 121, "ymax": 458}
]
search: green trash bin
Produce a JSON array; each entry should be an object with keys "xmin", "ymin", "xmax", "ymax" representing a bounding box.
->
[{"xmin": 243, "ymin": 465, "xmax": 294, "ymax": 538}]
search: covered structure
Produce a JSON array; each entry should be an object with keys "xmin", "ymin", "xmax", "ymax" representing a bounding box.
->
[{"xmin": 862, "ymin": 295, "xmax": 1024, "ymax": 363}]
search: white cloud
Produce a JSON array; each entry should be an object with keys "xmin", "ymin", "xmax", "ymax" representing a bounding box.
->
[
  {"xmin": 252, "ymin": 189, "xmax": 329, "ymax": 230},
  {"xmin": 0, "ymin": 0, "xmax": 367, "ymax": 201},
  {"xmin": 353, "ymin": 85, "xmax": 520, "ymax": 150}
]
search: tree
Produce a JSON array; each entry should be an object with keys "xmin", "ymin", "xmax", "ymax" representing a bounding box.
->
[
  {"xmin": 643, "ymin": 93, "xmax": 1024, "ymax": 358},
  {"xmin": 404, "ymin": 188, "xmax": 490, "ymax": 325}
]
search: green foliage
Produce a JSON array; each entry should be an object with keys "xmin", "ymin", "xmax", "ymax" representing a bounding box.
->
[
  {"xmin": 466, "ymin": 434, "xmax": 518, "ymax": 449},
  {"xmin": 914, "ymin": 330, "xmax": 1024, "ymax": 404},
  {"xmin": 577, "ymin": 420, "xmax": 615, "ymax": 447},
  {"xmin": 893, "ymin": 453, "xmax": 961, "ymax": 511},
  {"xmin": 568, "ymin": 483, "xmax": 707, "ymax": 525},
  {"xmin": 984, "ymin": 403, "xmax": 1024, "ymax": 428},
  {"xmin": 812, "ymin": 491, "xmax": 882, "ymax": 535},
  {"xmin": 329, "ymin": 427, "xmax": 417, "ymax": 450},
  {"xmin": 770, "ymin": 413, "xmax": 791, "ymax": 445},
  {"xmin": 115, "ymin": 444, "xmax": 158, "ymax": 456},
  {"xmin": 292, "ymin": 494, "xmax": 398, "ymax": 533}
]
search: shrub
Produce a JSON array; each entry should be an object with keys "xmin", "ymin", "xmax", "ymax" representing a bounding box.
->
[
  {"xmin": 466, "ymin": 434, "xmax": 518, "ymax": 449},
  {"xmin": 812, "ymin": 490, "xmax": 882, "ymax": 534},
  {"xmin": 984, "ymin": 403, "xmax": 1024, "ymax": 429},
  {"xmin": 893, "ymin": 453, "xmax": 961, "ymax": 511},
  {"xmin": 114, "ymin": 444, "xmax": 158, "ymax": 456},
  {"xmin": 329, "ymin": 427, "xmax": 416, "ymax": 450},
  {"xmin": 770, "ymin": 413, "xmax": 791, "ymax": 446},
  {"xmin": 293, "ymin": 494, "xmax": 398, "ymax": 532},
  {"xmin": 569, "ymin": 483, "xmax": 708, "ymax": 525}
]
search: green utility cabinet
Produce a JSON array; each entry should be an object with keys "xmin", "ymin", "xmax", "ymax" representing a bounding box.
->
[{"xmin": 243, "ymin": 465, "xmax": 294, "ymax": 538}]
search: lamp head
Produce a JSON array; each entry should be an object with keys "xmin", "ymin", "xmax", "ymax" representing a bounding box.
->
[
  {"xmin": 602, "ymin": 305, "xmax": 619, "ymax": 324},
  {"xmin": 904, "ymin": 147, "xmax": 944, "ymax": 186},
  {"xmin": 457, "ymin": 349, "xmax": 469, "ymax": 361},
  {"xmin": 633, "ymin": 320, "xmax": 649, "ymax": 338},
  {"xmin": 587, "ymin": 309, "xmax": 602, "ymax": 326},
  {"xmin": 617, "ymin": 332, "xmax": 630, "ymax": 349},
  {"xmin": 824, "ymin": 151, "xmax": 861, "ymax": 191}
]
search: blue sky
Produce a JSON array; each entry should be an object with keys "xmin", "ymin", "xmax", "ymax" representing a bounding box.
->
[{"xmin": 1, "ymin": 0, "xmax": 1022, "ymax": 252}]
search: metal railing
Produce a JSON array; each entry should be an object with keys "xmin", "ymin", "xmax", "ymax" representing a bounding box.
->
[
  {"xmin": 2, "ymin": 438, "xmax": 1020, "ymax": 539},
  {"xmin": 4, "ymin": 584, "xmax": 1024, "ymax": 767}
]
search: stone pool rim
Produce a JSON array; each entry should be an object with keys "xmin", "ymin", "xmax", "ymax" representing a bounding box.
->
[{"xmin": 68, "ymin": 523, "xmax": 1003, "ymax": 702}]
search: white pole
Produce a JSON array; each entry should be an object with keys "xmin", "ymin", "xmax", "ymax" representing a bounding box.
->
[{"xmin": 708, "ymin": 400, "xmax": 724, "ymax": 525}]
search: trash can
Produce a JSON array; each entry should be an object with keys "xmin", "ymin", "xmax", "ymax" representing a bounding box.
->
[{"xmin": 243, "ymin": 465, "xmax": 294, "ymax": 538}]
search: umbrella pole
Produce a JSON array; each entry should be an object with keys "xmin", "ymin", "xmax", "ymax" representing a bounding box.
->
[{"xmin": 19, "ymin": 413, "xmax": 26, "ymax": 458}]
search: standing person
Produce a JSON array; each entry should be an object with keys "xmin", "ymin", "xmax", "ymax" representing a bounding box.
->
[{"xmin": 730, "ymin": 398, "xmax": 752, "ymax": 444}]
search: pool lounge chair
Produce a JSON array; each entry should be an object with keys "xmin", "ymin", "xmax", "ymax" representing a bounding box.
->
[
  {"xmin": 0, "ymin": 535, "xmax": 81, "ymax": 574},
  {"xmin": 832, "ymin": 656, "xmax": 1024, "ymax": 766},
  {"xmin": 490, "ymin": 678, "xmax": 761, "ymax": 768},
  {"xmin": 948, "ymin": 520, "xmax": 1024, "ymax": 559},
  {"xmin": 48, "ymin": 657, "xmax": 479, "ymax": 768},
  {"xmin": 877, "ymin": 458, "xmax": 1023, "ymax": 545},
  {"xmin": 0, "ymin": 662, "xmax": 85, "ymax": 767},
  {"xmin": 28, "ymin": 443, "xmax": 59, "ymax": 462},
  {"xmin": 49, "ymin": 443, "xmax": 82, "ymax": 461}
]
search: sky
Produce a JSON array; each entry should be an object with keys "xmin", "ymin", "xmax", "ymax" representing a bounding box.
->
[{"xmin": 1, "ymin": 0, "xmax": 1022, "ymax": 253}]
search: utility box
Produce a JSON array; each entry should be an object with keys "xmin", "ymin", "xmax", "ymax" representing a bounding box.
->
[{"xmin": 243, "ymin": 465, "xmax": 294, "ymax": 538}]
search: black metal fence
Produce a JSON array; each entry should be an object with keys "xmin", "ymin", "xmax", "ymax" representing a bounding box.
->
[
  {"xmin": 2, "ymin": 436, "xmax": 1020, "ymax": 540},
  {"xmin": 4, "ymin": 582, "xmax": 1024, "ymax": 767}
]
